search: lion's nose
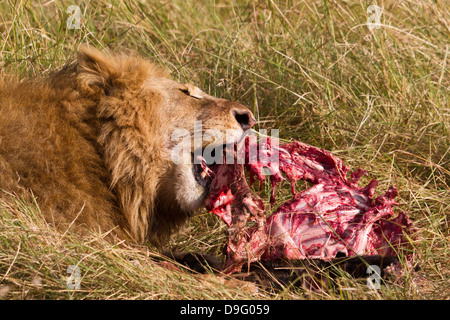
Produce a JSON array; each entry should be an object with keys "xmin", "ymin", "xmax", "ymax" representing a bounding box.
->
[{"xmin": 232, "ymin": 109, "xmax": 256, "ymax": 131}]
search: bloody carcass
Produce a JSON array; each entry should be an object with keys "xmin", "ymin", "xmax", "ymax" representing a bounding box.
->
[{"xmin": 203, "ymin": 135, "xmax": 412, "ymax": 274}]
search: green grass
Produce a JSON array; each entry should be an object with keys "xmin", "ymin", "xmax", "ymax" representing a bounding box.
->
[{"xmin": 0, "ymin": 0, "xmax": 448, "ymax": 299}]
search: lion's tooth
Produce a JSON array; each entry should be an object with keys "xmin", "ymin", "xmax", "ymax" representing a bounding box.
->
[{"xmin": 201, "ymin": 171, "xmax": 207, "ymax": 179}]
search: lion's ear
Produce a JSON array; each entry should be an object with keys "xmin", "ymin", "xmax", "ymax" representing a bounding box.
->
[
  {"xmin": 77, "ymin": 46, "xmax": 169, "ymax": 95},
  {"xmin": 77, "ymin": 46, "xmax": 117, "ymax": 95}
]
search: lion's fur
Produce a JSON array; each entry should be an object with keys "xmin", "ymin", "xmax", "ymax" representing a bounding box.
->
[{"xmin": 0, "ymin": 47, "xmax": 253, "ymax": 246}]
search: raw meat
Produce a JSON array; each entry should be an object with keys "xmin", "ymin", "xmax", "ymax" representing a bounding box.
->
[
  {"xmin": 204, "ymin": 149, "xmax": 268, "ymax": 274},
  {"xmin": 203, "ymin": 136, "xmax": 412, "ymax": 274}
]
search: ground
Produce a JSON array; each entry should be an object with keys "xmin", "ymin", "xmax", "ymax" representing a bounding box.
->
[{"xmin": 0, "ymin": 0, "xmax": 448, "ymax": 299}]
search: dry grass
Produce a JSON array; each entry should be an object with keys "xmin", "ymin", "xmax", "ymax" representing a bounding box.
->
[{"xmin": 0, "ymin": 0, "xmax": 448, "ymax": 299}]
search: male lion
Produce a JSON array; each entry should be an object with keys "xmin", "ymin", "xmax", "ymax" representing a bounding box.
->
[{"xmin": 0, "ymin": 47, "xmax": 255, "ymax": 246}]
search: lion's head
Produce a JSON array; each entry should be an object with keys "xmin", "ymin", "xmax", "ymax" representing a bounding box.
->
[{"xmin": 77, "ymin": 47, "xmax": 255, "ymax": 245}]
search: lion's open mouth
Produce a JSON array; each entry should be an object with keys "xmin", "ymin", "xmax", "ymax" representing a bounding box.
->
[
  {"xmin": 191, "ymin": 146, "xmax": 225, "ymax": 188},
  {"xmin": 192, "ymin": 160, "xmax": 215, "ymax": 187}
]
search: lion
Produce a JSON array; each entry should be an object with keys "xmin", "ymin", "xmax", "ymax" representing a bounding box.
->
[{"xmin": 0, "ymin": 47, "xmax": 255, "ymax": 247}]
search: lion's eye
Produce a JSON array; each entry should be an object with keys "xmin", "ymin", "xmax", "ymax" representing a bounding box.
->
[{"xmin": 179, "ymin": 88, "xmax": 199, "ymax": 99}]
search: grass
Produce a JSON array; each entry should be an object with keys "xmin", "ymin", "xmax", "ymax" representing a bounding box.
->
[{"xmin": 0, "ymin": 0, "xmax": 448, "ymax": 299}]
